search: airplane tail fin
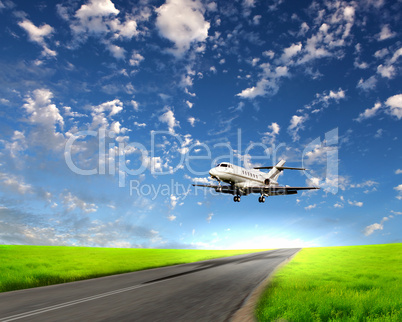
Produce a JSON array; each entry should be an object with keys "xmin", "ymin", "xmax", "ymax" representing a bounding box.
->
[{"xmin": 265, "ymin": 159, "xmax": 286, "ymax": 183}]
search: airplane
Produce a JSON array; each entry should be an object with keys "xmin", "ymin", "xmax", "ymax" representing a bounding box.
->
[{"xmin": 193, "ymin": 159, "xmax": 319, "ymax": 203}]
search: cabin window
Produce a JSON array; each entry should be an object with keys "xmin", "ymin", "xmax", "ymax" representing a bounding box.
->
[{"xmin": 220, "ymin": 164, "xmax": 228, "ymax": 167}]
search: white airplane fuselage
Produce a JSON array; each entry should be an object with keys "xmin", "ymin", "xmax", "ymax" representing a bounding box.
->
[{"xmin": 208, "ymin": 162, "xmax": 279, "ymax": 189}]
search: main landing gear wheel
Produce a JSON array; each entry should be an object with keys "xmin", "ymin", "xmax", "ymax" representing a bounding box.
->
[
  {"xmin": 233, "ymin": 195, "xmax": 241, "ymax": 202},
  {"xmin": 258, "ymin": 196, "xmax": 265, "ymax": 203}
]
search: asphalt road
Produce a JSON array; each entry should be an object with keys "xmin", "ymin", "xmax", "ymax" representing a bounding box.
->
[{"xmin": 0, "ymin": 248, "xmax": 300, "ymax": 322}]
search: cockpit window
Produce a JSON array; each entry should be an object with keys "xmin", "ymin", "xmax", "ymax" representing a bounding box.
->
[{"xmin": 216, "ymin": 163, "xmax": 232, "ymax": 168}]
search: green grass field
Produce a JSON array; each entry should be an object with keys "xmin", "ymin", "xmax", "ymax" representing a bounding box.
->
[
  {"xmin": 256, "ymin": 243, "xmax": 401, "ymax": 321},
  {"xmin": 0, "ymin": 245, "xmax": 269, "ymax": 293}
]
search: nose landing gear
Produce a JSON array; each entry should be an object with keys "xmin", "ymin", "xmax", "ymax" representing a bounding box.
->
[
  {"xmin": 233, "ymin": 195, "xmax": 241, "ymax": 202},
  {"xmin": 258, "ymin": 196, "xmax": 265, "ymax": 203}
]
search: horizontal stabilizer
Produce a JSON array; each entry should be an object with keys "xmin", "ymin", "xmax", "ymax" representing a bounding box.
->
[{"xmin": 253, "ymin": 166, "xmax": 306, "ymax": 171}]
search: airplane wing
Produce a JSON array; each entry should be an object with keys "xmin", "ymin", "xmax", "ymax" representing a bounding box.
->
[
  {"xmin": 192, "ymin": 184, "xmax": 235, "ymax": 193},
  {"xmin": 253, "ymin": 166, "xmax": 306, "ymax": 170},
  {"xmin": 248, "ymin": 186, "xmax": 319, "ymax": 195},
  {"xmin": 193, "ymin": 184, "xmax": 319, "ymax": 195},
  {"xmin": 192, "ymin": 184, "xmax": 220, "ymax": 188}
]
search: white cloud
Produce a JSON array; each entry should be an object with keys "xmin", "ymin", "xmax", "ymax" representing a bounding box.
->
[
  {"xmin": 303, "ymin": 145, "xmax": 333, "ymax": 164},
  {"xmin": 129, "ymin": 52, "xmax": 144, "ymax": 66},
  {"xmin": 363, "ymin": 216, "xmax": 389, "ymax": 236},
  {"xmin": 134, "ymin": 122, "xmax": 146, "ymax": 127},
  {"xmin": 63, "ymin": 106, "xmax": 85, "ymax": 118},
  {"xmin": 357, "ymin": 76, "xmax": 377, "ymax": 91},
  {"xmin": 262, "ymin": 122, "xmax": 280, "ymax": 145},
  {"xmin": 107, "ymin": 43, "xmax": 125, "ymax": 59},
  {"xmin": 395, "ymin": 169, "xmax": 402, "ymax": 175},
  {"xmin": 306, "ymin": 174, "xmax": 350, "ymax": 194},
  {"xmin": 374, "ymin": 48, "xmax": 389, "ymax": 59},
  {"xmin": 253, "ymin": 15, "xmax": 261, "ymax": 25},
  {"xmin": 167, "ymin": 214, "xmax": 176, "ymax": 221},
  {"xmin": 159, "ymin": 108, "xmax": 179, "ymax": 133},
  {"xmin": 23, "ymin": 89, "xmax": 64, "ymax": 127},
  {"xmin": 302, "ymin": 88, "xmax": 346, "ymax": 113},
  {"xmin": 178, "ymin": 134, "xmax": 193, "ymax": 155},
  {"xmin": 243, "ymin": 0, "xmax": 255, "ymax": 8},
  {"xmin": 280, "ymin": 42, "xmax": 302, "ymax": 63},
  {"xmin": 77, "ymin": 0, "xmax": 119, "ymax": 18},
  {"xmin": 191, "ymin": 177, "xmax": 211, "ymax": 184},
  {"xmin": 263, "ymin": 50, "xmax": 275, "ymax": 59},
  {"xmin": 385, "ymin": 94, "xmax": 402, "ymax": 120},
  {"xmin": 22, "ymin": 89, "xmax": 66, "ymax": 150},
  {"xmin": 206, "ymin": 212, "xmax": 214, "ymax": 223},
  {"xmin": 93, "ymin": 99, "xmax": 123, "ymax": 117},
  {"xmin": 288, "ymin": 114, "xmax": 307, "ymax": 142},
  {"xmin": 170, "ymin": 194, "xmax": 178, "ymax": 209},
  {"xmin": 394, "ymin": 184, "xmax": 402, "ymax": 200},
  {"xmin": 377, "ymin": 64, "xmax": 395, "ymax": 79},
  {"xmin": 354, "ymin": 60, "xmax": 369, "ymax": 69},
  {"xmin": 334, "ymin": 202, "xmax": 344, "ymax": 208},
  {"xmin": 188, "ymin": 117, "xmax": 196, "ymax": 127},
  {"xmin": 373, "ymin": 47, "xmax": 402, "ymax": 81},
  {"xmin": 236, "ymin": 79, "xmax": 269, "ymax": 99},
  {"xmin": 349, "ymin": 180, "xmax": 378, "ymax": 189},
  {"xmin": 363, "ymin": 223, "xmax": 383, "ymax": 236},
  {"xmin": 72, "ymin": 0, "xmax": 119, "ymax": 35},
  {"xmin": 155, "ymin": 0, "xmax": 210, "ymax": 57},
  {"xmin": 131, "ymin": 100, "xmax": 139, "ymax": 111},
  {"xmin": 109, "ymin": 16, "xmax": 138, "ymax": 39},
  {"xmin": 376, "ymin": 24, "xmax": 396, "ymax": 41},
  {"xmin": 297, "ymin": 2, "xmax": 355, "ymax": 65},
  {"xmin": 298, "ymin": 22, "xmax": 309, "ymax": 36},
  {"xmin": 62, "ymin": 191, "xmax": 98, "ymax": 214},
  {"xmin": 186, "ymin": 100, "xmax": 193, "ymax": 109},
  {"xmin": 70, "ymin": 0, "xmax": 139, "ymax": 59},
  {"xmin": 355, "ymin": 102, "xmax": 382, "ymax": 122},
  {"xmin": 3, "ymin": 130, "xmax": 27, "ymax": 158},
  {"xmin": 305, "ymin": 204, "xmax": 316, "ymax": 210},
  {"xmin": 0, "ymin": 172, "xmax": 32, "ymax": 195},
  {"xmin": 18, "ymin": 20, "xmax": 56, "ymax": 56},
  {"xmin": 18, "ymin": 20, "xmax": 54, "ymax": 44},
  {"xmin": 389, "ymin": 47, "xmax": 402, "ymax": 65},
  {"xmin": 236, "ymin": 65, "xmax": 289, "ymax": 99},
  {"xmin": 110, "ymin": 121, "xmax": 122, "ymax": 134},
  {"xmin": 348, "ymin": 200, "xmax": 363, "ymax": 207}
]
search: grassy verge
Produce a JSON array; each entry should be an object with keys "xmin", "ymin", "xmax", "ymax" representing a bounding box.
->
[
  {"xmin": 256, "ymin": 243, "xmax": 401, "ymax": 321},
  {"xmin": 0, "ymin": 245, "xmax": 270, "ymax": 293}
]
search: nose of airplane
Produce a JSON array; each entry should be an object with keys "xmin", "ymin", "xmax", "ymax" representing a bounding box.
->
[{"xmin": 209, "ymin": 168, "xmax": 217, "ymax": 177}]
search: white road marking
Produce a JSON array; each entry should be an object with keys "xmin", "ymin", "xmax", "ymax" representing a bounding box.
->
[{"xmin": 0, "ymin": 282, "xmax": 154, "ymax": 321}]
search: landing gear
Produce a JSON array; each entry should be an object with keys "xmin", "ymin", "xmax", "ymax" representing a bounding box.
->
[
  {"xmin": 233, "ymin": 195, "xmax": 241, "ymax": 202},
  {"xmin": 258, "ymin": 196, "xmax": 265, "ymax": 203}
]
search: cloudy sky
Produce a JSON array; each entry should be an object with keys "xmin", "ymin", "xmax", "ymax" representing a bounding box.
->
[{"xmin": 0, "ymin": 0, "xmax": 401, "ymax": 249}]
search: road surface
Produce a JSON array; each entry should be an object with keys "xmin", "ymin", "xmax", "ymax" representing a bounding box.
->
[{"xmin": 0, "ymin": 248, "xmax": 300, "ymax": 321}]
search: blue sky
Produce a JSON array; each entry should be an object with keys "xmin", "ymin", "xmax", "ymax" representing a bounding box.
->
[{"xmin": 0, "ymin": 0, "xmax": 401, "ymax": 249}]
